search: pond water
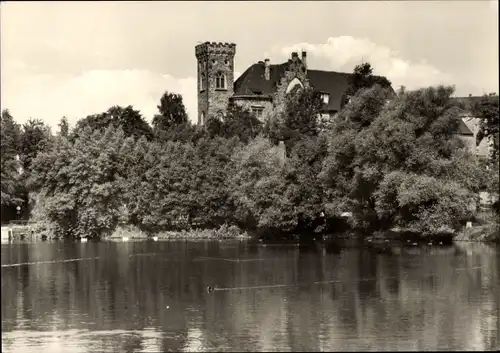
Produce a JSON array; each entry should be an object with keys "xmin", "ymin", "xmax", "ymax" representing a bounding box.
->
[{"xmin": 1, "ymin": 240, "xmax": 499, "ymax": 352}]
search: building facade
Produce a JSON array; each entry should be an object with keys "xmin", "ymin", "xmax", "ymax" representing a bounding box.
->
[
  {"xmin": 195, "ymin": 42, "xmax": 236, "ymax": 125},
  {"xmin": 195, "ymin": 41, "xmax": 361, "ymax": 124},
  {"xmin": 194, "ymin": 42, "xmax": 491, "ymax": 159}
]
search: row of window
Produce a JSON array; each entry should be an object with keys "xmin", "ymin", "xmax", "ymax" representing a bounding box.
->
[
  {"xmin": 251, "ymin": 106, "xmax": 264, "ymax": 118},
  {"xmin": 201, "ymin": 108, "xmax": 341, "ymax": 123},
  {"xmin": 200, "ymin": 75, "xmax": 331, "ymax": 107},
  {"xmin": 199, "ymin": 72, "xmax": 227, "ymax": 91}
]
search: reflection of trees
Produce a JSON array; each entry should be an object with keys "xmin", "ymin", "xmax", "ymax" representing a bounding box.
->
[
  {"xmin": 1, "ymin": 241, "xmax": 197, "ymax": 351},
  {"xmin": 1, "ymin": 241, "xmax": 499, "ymax": 351},
  {"xmin": 202, "ymin": 242, "xmax": 499, "ymax": 351}
]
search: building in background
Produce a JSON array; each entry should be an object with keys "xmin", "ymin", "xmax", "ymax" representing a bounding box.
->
[
  {"xmin": 195, "ymin": 41, "xmax": 388, "ymax": 125},
  {"xmin": 194, "ymin": 41, "xmax": 494, "ymax": 162}
]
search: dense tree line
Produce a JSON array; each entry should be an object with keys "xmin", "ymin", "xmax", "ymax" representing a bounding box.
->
[{"xmin": 1, "ymin": 64, "xmax": 498, "ymax": 240}]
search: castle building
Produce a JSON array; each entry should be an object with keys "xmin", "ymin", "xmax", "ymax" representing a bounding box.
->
[
  {"xmin": 194, "ymin": 42, "xmax": 487, "ymax": 157},
  {"xmin": 195, "ymin": 41, "xmax": 356, "ymax": 125}
]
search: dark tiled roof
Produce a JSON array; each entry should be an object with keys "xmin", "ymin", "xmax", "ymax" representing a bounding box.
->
[
  {"xmin": 233, "ymin": 61, "xmax": 391, "ymax": 111},
  {"xmin": 307, "ymin": 69, "xmax": 351, "ymax": 111},
  {"xmin": 233, "ymin": 62, "xmax": 287, "ymax": 97}
]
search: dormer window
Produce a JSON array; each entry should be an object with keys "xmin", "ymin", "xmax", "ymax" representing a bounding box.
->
[
  {"xmin": 321, "ymin": 93, "xmax": 330, "ymax": 105},
  {"xmin": 200, "ymin": 73, "xmax": 206, "ymax": 92},
  {"xmin": 251, "ymin": 106, "xmax": 264, "ymax": 119},
  {"xmin": 215, "ymin": 72, "xmax": 226, "ymax": 90}
]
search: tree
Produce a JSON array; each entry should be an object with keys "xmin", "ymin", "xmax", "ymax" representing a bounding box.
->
[
  {"xmin": 58, "ymin": 117, "xmax": 69, "ymax": 138},
  {"xmin": 1, "ymin": 110, "xmax": 22, "ymax": 214},
  {"xmin": 285, "ymin": 134, "xmax": 329, "ymax": 234},
  {"xmin": 264, "ymin": 87, "xmax": 323, "ymax": 155},
  {"xmin": 108, "ymin": 105, "xmax": 153, "ymax": 141},
  {"xmin": 191, "ymin": 136, "xmax": 242, "ymax": 227},
  {"xmin": 121, "ymin": 138, "xmax": 198, "ymax": 232},
  {"xmin": 206, "ymin": 102, "xmax": 262, "ymax": 143},
  {"xmin": 18, "ymin": 118, "xmax": 53, "ymax": 177},
  {"xmin": 154, "ymin": 120, "xmax": 206, "ymax": 145},
  {"xmin": 152, "ymin": 91, "xmax": 189, "ymax": 133},
  {"xmin": 470, "ymin": 93, "xmax": 500, "ymax": 215},
  {"xmin": 471, "ymin": 93, "xmax": 499, "ymax": 164},
  {"xmin": 31, "ymin": 127, "xmax": 130, "ymax": 239},
  {"xmin": 340, "ymin": 62, "xmax": 392, "ymax": 109},
  {"xmin": 71, "ymin": 106, "xmax": 153, "ymax": 141},
  {"xmin": 229, "ymin": 136, "xmax": 294, "ymax": 233},
  {"xmin": 321, "ymin": 85, "xmax": 483, "ymax": 235}
]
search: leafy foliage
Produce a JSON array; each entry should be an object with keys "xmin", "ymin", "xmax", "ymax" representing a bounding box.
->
[
  {"xmin": 152, "ymin": 91, "xmax": 189, "ymax": 133},
  {"xmin": 121, "ymin": 136, "xmax": 241, "ymax": 233},
  {"xmin": 1, "ymin": 110, "xmax": 22, "ymax": 210},
  {"xmin": 206, "ymin": 102, "xmax": 262, "ymax": 143},
  {"xmin": 340, "ymin": 62, "xmax": 392, "ymax": 109},
  {"xmin": 72, "ymin": 105, "xmax": 153, "ymax": 141},
  {"xmin": 58, "ymin": 117, "xmax": 69, "ymax": 138},
  {"xmin": 2, "ymin": 61, "xmax": 491, "ymax": 239},
  {"xmin": 264, "ymin": 87, "xmax": 323, "ymax": 154},
  {"xmin": 229, "ymin": 134, "xmax": 328, "ymax": 236},
  {"xmin": 471, "ymin": 93, "xmax": 499, "ymax": 164},
  {"xmin": 19, "ymin": 118, "xmax": 53, "ymax": 175},
  {"xmin": 31, "ymin": 127, "xmax": 129, "ymax": 238},
  {"xmin": 321, "ymin": 85, "xmax": 483, "ymax": 234}
]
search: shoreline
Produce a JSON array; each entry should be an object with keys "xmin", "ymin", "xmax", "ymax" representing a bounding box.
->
[{"xmin": 2, "ymin": 222, "xmax": 498, "ymax": 244}]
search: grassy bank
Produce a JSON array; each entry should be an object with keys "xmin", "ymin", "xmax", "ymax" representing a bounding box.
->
[{"xmin": 107, "ymin": 223, "xmax": 251, "ymax": 241}]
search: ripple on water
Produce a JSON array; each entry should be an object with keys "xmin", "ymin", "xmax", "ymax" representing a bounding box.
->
[{"xmin": 1, "ymin": 241, "xmax": 499, "ymax": 352}]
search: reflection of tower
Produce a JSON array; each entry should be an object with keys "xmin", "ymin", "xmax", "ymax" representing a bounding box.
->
[{"xmin": 195, "ymin": 42, "xmax": 236, "ymax": 125}]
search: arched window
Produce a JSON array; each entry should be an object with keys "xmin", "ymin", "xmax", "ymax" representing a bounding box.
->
[
  {"xmin": 201, "ymin": 111, "xmax": 205, "ymax": 125},
  {"xmin": 200, "ymin": 73, "xmax": 206, "ymax": 92},
  {"xmin": 215, "ymin": 72, "xmax": 226, "ymax": 90},
  {"xmin": 285, "ymin": 77, "xmax": 304, "ymax": 94}
]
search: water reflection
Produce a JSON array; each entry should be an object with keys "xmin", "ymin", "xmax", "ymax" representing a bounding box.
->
[{"xmin": 1, "ymin": 240, "xmax": 499, "ymax": 352}]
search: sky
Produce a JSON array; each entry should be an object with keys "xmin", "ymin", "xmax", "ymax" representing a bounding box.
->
[{"xmin": 1, "ymin": 1, "xmax": 498, "ymax": 131}]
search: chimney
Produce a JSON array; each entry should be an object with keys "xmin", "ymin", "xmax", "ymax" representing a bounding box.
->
[
  {"xmin": 301, "ymin": 51, "xmax": 307, "ymax": 71},
  {"xmin": 264, "ymin": 58, "xmax": 270, "ymax": 80}
]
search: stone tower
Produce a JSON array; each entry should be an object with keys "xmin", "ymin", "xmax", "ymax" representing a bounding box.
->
[{"xmin": 195, "ymin": 42, "xmax": 236, "ymax": 125}]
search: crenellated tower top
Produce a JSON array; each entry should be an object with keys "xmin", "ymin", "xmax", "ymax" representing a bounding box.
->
[{"xmin": 195, "ymin": 42, "xmax": 236, "ymax": 60}]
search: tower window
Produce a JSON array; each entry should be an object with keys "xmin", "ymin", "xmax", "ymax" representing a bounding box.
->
[
  {"xmin": 251, "ymin": 106, "xmax": 264, "ymax": 119},
  {"xmin": 321, "ymin": 93, "xmax": 330, "ymax": 105},
  {"xmin": 200, "ymin": 73, "xmax": 206, "ymax": 92},
  {"xmin": 215, "ymin": 72, "xmax": 226, "ymax": 90}
]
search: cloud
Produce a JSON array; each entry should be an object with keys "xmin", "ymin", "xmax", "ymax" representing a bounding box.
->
[
  {"xmin": 279, "ymin": 36, "xmax": 456, "ymax": 91},
  {"xmin": 1, "ymin": 67, "xmax": 197, "ymax": 131},
  {"xmin": 1, "ymin": 65, "xmax": 245, "ymax": 132}
]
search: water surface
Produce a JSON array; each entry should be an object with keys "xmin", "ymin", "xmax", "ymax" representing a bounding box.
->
[{"xmin": 2, "ymin": 240, "xmax": 499, "ymax": 352}]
